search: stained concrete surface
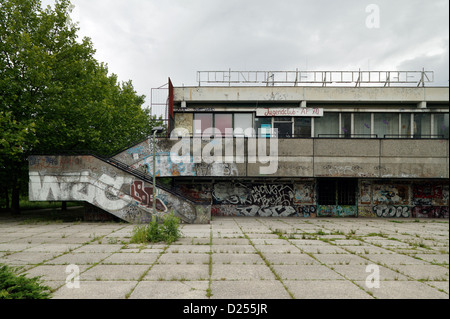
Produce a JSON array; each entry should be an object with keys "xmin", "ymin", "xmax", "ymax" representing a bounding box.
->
[{"xmin": 0, "ymin": 213, "xmax": 448, "ymax": 299}]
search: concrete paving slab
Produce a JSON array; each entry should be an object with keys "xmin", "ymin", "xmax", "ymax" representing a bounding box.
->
[
  {"xmin": 158, "ymin": 253, "xmax": 210, "ymax": 265},
  {"xmin": 285, "ymin": 280, "xmax": 373, "ymax": 299},
  {"xmin": 52, "ymin": 281, "xmax": 137, "ymax": 299},
  {"xmin": 212, "ymin": 238, "xmax": 250, "ymax": 245},
  {"xmin": 354, "ymin": 280, "xmax": 449, "ymax": 299},
  {"xmin": 130, "ymin": 281, "xmax": 209, "ymax": 299},
  {"xmin": 0, "ymin": 216, "xmax": 448, "ymax": 300},
  {"xmin": 23, "ymin": 244, "xmax": 81, "ymax": 253},
  {"xmin": 362, "ymin": 253, "xmax": 430, "ymax": 265},
  {"xmin": 23, "ymin": 264, "xmax": 89, "ymax": 281},
  {"xmin": 212, "ymin": 253, "xmax": 264, "ymax": 265},
  {"xmin": 331, "ymin": 264, "xmax": 409, "ymax": 281},
  {"xmin": 212, "ymin": 244, "xmax": 256, "ymax": 254},
  {"xmin": 46, "ymin": 252, "xmax": 112, "ymax": 265},
  {"xmin": 166, "ymin": 245, "xmax": 211, "ymax": 254},
  {"xmin": 391, "ymin": 265, "xmax": 449, "ymax": 280},
  {"xmin": 289, "ymin": 239, "xmax": 338, "ymax": 246},
  {"xmin": 254, "ymin": 244, "xmax": 301, "ymax": 254},
  {"xmin": 101, "ymin": 252, "xmax": 160, "ymax": 265},
  {"xmin": 144, "ymin": 264, "xmax": 209, "ymax": 281},
  {"xmin": 0, "ymin": 243, "xmax": 38, "ymax": 252},
  {"xmin": 72, "ymin": 244, "xmax": 123, "ymax": 253},
  {"xmin": 341, "ymin": 245, "xmax": 395, "ymax": 255},
  {"xmin": 428, "ymin": 281, "xmax": 449, "ymax": 294},
  {"xmin": 210, "ymin": 280, "xmax": 291, "ymax": 299},
  {"xmin": 312, "ymin": 254, "xmax": 369, "ymax": 265},
  {"xmin": 272, "ymin": 265, "xmax": 344, "ymax": 280},
  {"xmin": 0, "ymin": 252, "xmax": 56, "ymax": 265},
  {"xmin": 297, "ymin": 245, "xmax": 347, "ymax": 254},
  {"xmin": 81, "ymin": 264, "xmax": 149, "ymax": 281},
  {"xmin": 414, "ymin": 254, "xmax": 449, "ymax": 264},
  {"xmin": 211, "ymin": 264, "xmax": 276, "ymax": 280},
  {"xmin": 263, "ymin": 253, "xmax": 319, "ymax": 265}
]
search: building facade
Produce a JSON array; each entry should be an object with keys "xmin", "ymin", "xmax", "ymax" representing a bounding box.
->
[{"xmin": 29, "ymin": 71, "xmax": 449, "ymax": 222}]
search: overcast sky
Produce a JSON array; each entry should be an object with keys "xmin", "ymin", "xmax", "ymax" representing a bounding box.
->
[{"xmin": 41, "ymin": 0, "xmax": 449, "ymax": 110}]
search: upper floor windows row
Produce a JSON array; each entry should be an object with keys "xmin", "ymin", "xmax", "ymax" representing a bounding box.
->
[{"xmin": 173, "ymin": 112, "xmax": 449, "ymax": 139}]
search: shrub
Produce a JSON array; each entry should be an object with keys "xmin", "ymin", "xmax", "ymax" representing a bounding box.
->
[
  {"xmin": 0, "ymin": 264, "xmax": 51, "ymax": 299},
  {"xmin": 130, "ymin": 212, "xmax": 181, "ymax": 244}
]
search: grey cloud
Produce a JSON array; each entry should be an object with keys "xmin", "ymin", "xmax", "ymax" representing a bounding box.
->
[{"xmin": 40, "ymin": 0, "xmax": 448, "ymax": 97}]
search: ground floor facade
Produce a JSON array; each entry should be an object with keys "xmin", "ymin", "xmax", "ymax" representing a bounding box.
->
[{"xmin": 171, "ymin": 179, "xmax": 449, "ymax": 219}]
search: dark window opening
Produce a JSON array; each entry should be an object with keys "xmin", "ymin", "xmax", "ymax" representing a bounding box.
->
[
  {"xmin": 318, "ymin": 178, "xmax": 357, "ymax": 205},
  {"xmin": 318, "ymin": 179, "xmax": 337, "ymax": 205},
  {"xmin": 294, "ymin": 118, "xmax": 311, "ymax": 137},
  {"xmin": 274, "ymin": 122, "xmax": 292, "ymax": 138}
]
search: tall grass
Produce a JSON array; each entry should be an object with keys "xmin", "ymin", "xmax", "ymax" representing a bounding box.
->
[{"xmin": 130, "ymin": 212, "xmax": 181, "ymax": 244}]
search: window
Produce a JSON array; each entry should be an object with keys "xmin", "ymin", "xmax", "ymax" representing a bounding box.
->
[
  {"xmin": 413, "ymin": 113, "xmax": 431, "ymax": 138},
  {"xmin": 318, "ymin": 178, "xmax": 357, "ymax": 205},
  {"xmin": 294, "ymin": 118, "xmax": 311, "ymax": 137},
  {"xmin": 215, "ymin": 114, "xmax": 233, "ymax": 136},
  {"xmin": 234, "ymin": 113, "xmax": 253, "ymax": 137},
  {"xmin": 400, "ymin": 113, "xmax": 412, "ymax": 137},
  {"xmin": 255, "ymin": 117, "xmax": 271, "ymax": 137},
  {"xmin": 340, "ymin": 113, "xmax": 351, "ymax": 138},
  {"xmin": 433, "ymin": 113, "xmax": 449, "ymax": 138},
  {"xmin": 337, "ymin": 179, "xmax": 357, "ymax": 205},
  {"xmin": 273, "ymin": 117, "xmax": 293, "ymax": 138},
  {"xmin": 314, "ymin": 113, "xmax": 339, "ymax": 137},
  {"xmin": 317, "ymin": 179, "xmax": 336, "ymax": 205},
  {"xmin": 374, "ymin": 113, "xmax": 399, "ymax": 138},
  {"xmin": 354, "ymin": 113, "xmax": 372, "ymax": 137},
  {"xmin": 193, "ymin": 113, "xmax": 213, "ymax": 136}
]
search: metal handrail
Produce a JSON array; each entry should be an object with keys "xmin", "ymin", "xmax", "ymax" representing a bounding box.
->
[
  {"xmin": 29, "ymin": 151, "xmax": 209, "ymax": 205},
  {"xmin": 197, "ymin": 70, "xmax": 434, "ymax": 87}
]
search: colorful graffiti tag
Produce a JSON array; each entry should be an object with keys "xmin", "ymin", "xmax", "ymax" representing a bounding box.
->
[
  {"xmin": 372, "ymin": 205, "xmax": 411, "ymax": 218},
  {"xmin": 317, "ymin": 205, "xmax": 357, "ymax": 217},
  {"xmin": 211, "ymin": 182, "xmax": 316, "ymax": 217}
]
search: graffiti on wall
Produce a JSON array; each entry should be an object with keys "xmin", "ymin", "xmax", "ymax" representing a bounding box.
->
[
  {"xmin": 413, "ymin": 183, "xmax": 449, "ymax": 206},
  {"xmin": 173, "ymin": 184, "xmax": 212, "ymax": 202},
  {"xmin": 212, "ymin": 182, "xmax": 298, "ymax": 217},
  {"xmin": 293, "ymin": 183, "xmax": 314, "ymax": 204},
  {"xmin": 360, "ymin": 181, "xmax": 371, "ymax": 205},
  {"xmin": 373, "ymin": 205, "xmax": 411, "ymax": 218},
  {"xmin": 297, "ymin": 205, "xmax": 316, "ymax": 217},
  {"xmin": 130, "ymin": 181, "xmax": 168, "ymax": 212},
  {"xmin": 29, "ymin": 172, "xmax": 133, "ymax": 211},
  {"xmin": 317, "ymin": 205, "xmax": 357, "ymax": 217},
  {"xmin": 131, "ymin": 152, "xmax": 239, "ymax": 177},
  {"xmin": 412, "ymin": 206, "xmax": 449, "ymax": 218},
  {"xmin": 373, "ymin": 184, "xmax": 409, "ymax": 205},
  {"xmin": 358, "ymin": 206, "xmax": 376, "ymax": 218},
  {"xmin": 237, "ymin": 205, "xmax": 296, "ymax": 217},
  {"xmin": 412, "ymin": 184, "xmax": 432, "ymax": 206},
  {"xmin": 28, "ymin": 155, "xmax": 211, "ymax": 224}
]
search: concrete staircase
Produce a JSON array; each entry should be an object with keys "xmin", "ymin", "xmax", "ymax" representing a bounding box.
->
[{"xmin": 28, "ymin": 153, "xmax": 210, "ymax": 223}]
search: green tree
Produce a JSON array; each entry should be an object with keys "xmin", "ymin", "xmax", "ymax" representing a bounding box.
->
[{"xmin": 0, "ymin": 0, "xmax": 164, "ymax": 214}]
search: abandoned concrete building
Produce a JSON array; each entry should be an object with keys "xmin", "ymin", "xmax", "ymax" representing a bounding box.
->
[{"xmin": 29, "ymin": 70, "xmax": 449, "ymax": 223}]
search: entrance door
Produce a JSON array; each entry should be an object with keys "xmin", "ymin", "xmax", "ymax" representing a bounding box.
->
[{"xmin": 317, "ymin": 178, "xmax": 358, "ymax": 217}]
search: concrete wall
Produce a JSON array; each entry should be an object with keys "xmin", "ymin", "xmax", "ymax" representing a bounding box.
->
[
  {"xmin": 170, "ymin": 179, "xmax": 448, "ymax": 218},
  {"xmin": 114, "ymin": 137, "xmax": 449, "ymax": 179},
  {"xmin": 174, "ymin": 86, "xmax": 449, "ymax": 103},
  {"xmin": 358, "ymin": 180, "xmax": 449, "ymax": 218},
  {"xmin": 28, "ymin": 155, "xmax": 210, "ymax": 224}
]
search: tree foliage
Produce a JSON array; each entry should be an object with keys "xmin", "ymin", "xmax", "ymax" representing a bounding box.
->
[{"xmin": 0, "ymin": 0, "xmax": 164, "ymax": 213}]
